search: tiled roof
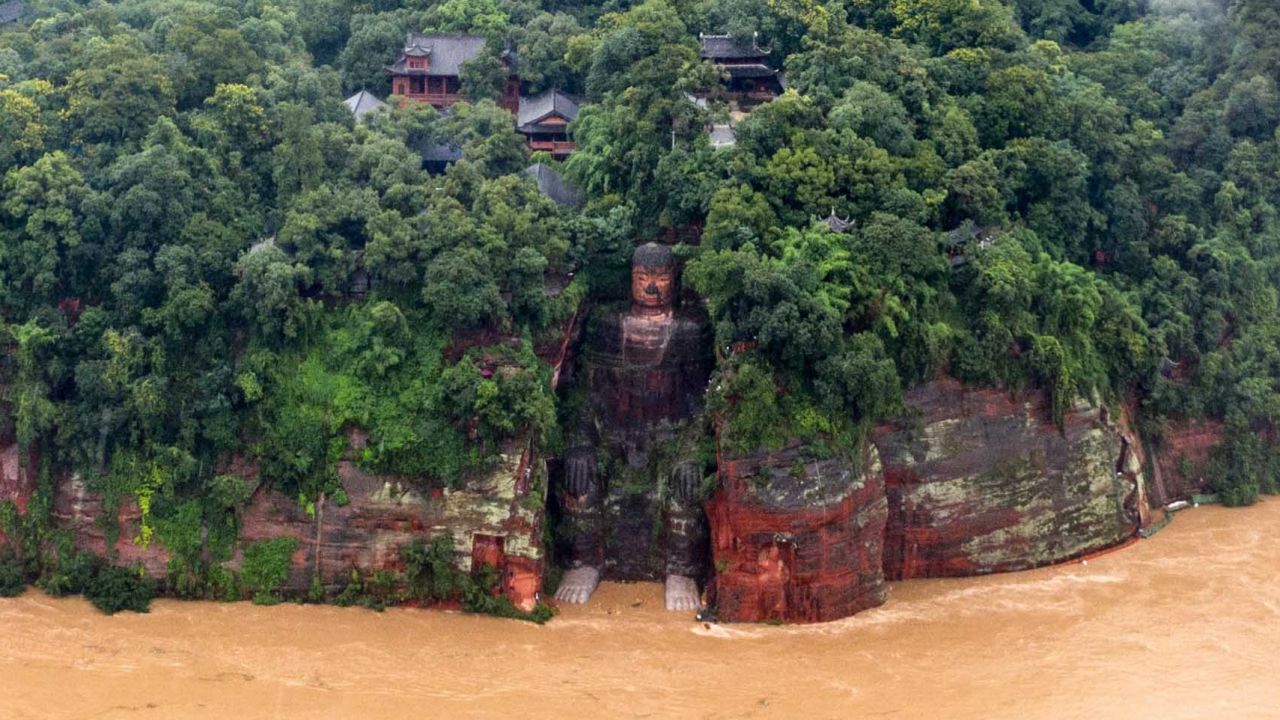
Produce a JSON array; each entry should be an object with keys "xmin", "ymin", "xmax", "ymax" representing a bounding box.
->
[
  {"xmin": 722, "ymin": 64, "xmax": 777, "ymax": 79},
  {"xmin": 386, "ymin": 33, "xmax": 516, "ymax": 76},
  {"xmin": 0, "ymin": 1, "xmax": 24, "ymax": 24},
  {"xmin": 524, "ymin": 163, "xmax": 583, "ymax": 208},
  {"xmin": 821, "ymin": 209, "xmax": 853, "ymax": 233},
  {"xmin": 517, "ymin": 90, "xmax": 580, "ymax": 131},
  {"xmin": 343, "ymin": 90, "xmax": 388, "ymax": 122},
  {"xmin": 708, "ymin": 124, "xmax": 736, "ymax": 149},
  {"xmin": 421, "ymin": 141, "xmax": 463, "ymax": 164},
  {"xmin": 699, "ymin": 33, "xmax": 768, "ymax": 60}
]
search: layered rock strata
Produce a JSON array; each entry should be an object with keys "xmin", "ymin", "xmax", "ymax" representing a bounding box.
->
[
  {"xmin": 706, "ymin": 444, "xmax": 887, "ymax": 623},
  {"xmin": 46, "ymin": 441, "xmax": 548, "ymax": 611},
  {"xmin": 873, "ymin": 379, "xmax": 1146, "ymax": 581},
  {"xmin": 1145, "ymin": 420, "xmax": 1223, "ymax": 505}
]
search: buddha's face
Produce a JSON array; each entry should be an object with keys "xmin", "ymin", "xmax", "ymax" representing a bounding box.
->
[{"xmin": 631, "ymin": 264, "xmax": 675, "ymax": 311}]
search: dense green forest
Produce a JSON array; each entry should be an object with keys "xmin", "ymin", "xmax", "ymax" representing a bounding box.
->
[{"xmin": 1, "ymin": 0, "xmax": 1279, "ymax": 605}]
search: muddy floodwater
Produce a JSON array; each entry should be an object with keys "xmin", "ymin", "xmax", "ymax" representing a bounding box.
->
[{"xmin": 1, "ymin": 501, "xmax": 1278, "ymax": 719}]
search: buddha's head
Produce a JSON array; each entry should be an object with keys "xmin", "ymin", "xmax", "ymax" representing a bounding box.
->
[{"xmin": 631, "ymin": 242, "xmax": 676, "ymax": 314}]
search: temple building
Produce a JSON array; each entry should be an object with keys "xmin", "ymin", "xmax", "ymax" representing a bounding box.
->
[
  {"xmin": 699, "ymin": 33, "xmax": 782, "ymax": 104},
  {"xmin": 343, "ymin": 89, "xmax": 387, "ymax": 123},
  {"xmin": 386, "ymin": 33, "xmax": 519, "ymax": 113},
  {"xmin": 516, "ymin": 89, "xmax": 579, "ymax": 158},
  {"xmin": 421, "ymin": 140, "xmax": 463, "ymax": 175}
]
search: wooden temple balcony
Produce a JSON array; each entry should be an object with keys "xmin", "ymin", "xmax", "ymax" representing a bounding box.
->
[
  {"xmin": 398, "ymin": 92, "xmax": 464, "ymax": 109},
  {"xmin": 527, "ymin": 139, "xmax": 577, "ymax": 157}
]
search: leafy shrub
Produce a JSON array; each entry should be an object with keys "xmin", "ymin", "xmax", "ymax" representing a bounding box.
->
[
  {"xmin": 38, "ymin": 549, "xmax": 100, "ymax": 598},
  {"xmin": 241, "ymin": 536, "xmax": 300, "ymax": 605},
  {"xmin": 205, "ymin": 564, "xmax": 240, "ymax": 602},
  {"xmin": 0, "ymin": 553, "xmax": 26, "ymax": 597},
  {"xmin": 36, "ymin": 550, "xmax": 153, "ymax": 614},
  {"xmin": 334, "ymin": 568, "xmax": 398, "ymax": 611},
  {"xmin": 85, "ymin": 565, "xmax": 154, "ymax": 614},
  {"xmin": 401, "ymin": 536, "xmax": 555, "ymax": 623},
  {"xmin": 402, "ymin": 536, "xmax": 468, "ymax": 602}
]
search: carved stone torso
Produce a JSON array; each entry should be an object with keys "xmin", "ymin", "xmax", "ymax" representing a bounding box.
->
[{"xmin": 584, "ymin": 306, "xmax": 711, "ymax": 440}]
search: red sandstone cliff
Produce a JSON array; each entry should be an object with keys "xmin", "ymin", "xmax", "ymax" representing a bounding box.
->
[
  {"xmin": 707, "ymin": 443, "xmax": 887, "ymax": 623},
  {"xmin": 0, "ymin": 377, "xmax": 1228, "ymax": 624},
  {"xmin": 42, "ymin": 440, "xmax": 547, "ymax": 612},
  {"xmin": 704, "ymin": 379, "xmax": 1157, "ymax": 621},
  {"xmin": 0, "ymin": 440, "xmax": 36, "ymax": 549},
  {"xmin": 1144, "ymin": 420, "xmax": 1223, "ymax": 504},
  {"xmin": 873, "ymin": 379, "xmax": 1146, "ymax": 581}
]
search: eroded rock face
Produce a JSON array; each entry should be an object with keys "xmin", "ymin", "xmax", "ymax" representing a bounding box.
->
[
  {"xmin": 41, "ymin": 442, "xmax": 548, "ymax": 612},
  {"xmin": 0, "ymin": 440, "xmax": 37, "ymax": 549},
  {"xmin": 706, "ymin": 444, "xmax": 887, "ymax": 623},
  {"xmin": 235, "ymin": 445, "xmax": 548, "ymax": 610},
  {"xmin": 873, "ymin": 379, "xmax": 1144, "ymax": 581},
  {"xmin": 52, "ymin": 473, "xmax": 174, "ymax": 577},
  {"xmin": 1146, "ymin": 420, "xmax": 1223, "ymax": 505}
]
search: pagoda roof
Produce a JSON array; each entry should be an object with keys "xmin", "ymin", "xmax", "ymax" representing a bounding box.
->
[
  {"xmin": 517, "ymin": 90, "xmax": 580, "ymax": 132},
  {"xmin": 700, "ymin": 33, "xmax": 769, "ymax": 61},
  {"xmin": 343, "ymin": 89, "xmax": 387, "ymax": 122},
  {"xmin": 386, "ymin": 33, "xmax": 517, "ymax": 77},
  {"xmin": 821, "ymin": 209, "xmax": 854, "ymax": 233}
]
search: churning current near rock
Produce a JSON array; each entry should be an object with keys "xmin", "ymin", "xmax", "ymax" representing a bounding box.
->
[{"xmin": 1, "ymin": 501, "xmax": 1277, "ymax": 720}]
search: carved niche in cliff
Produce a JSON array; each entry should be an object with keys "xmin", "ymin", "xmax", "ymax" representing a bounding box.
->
[{"xmin": 553, "ymin": 242, "xmax": 714, "ymax": 611}]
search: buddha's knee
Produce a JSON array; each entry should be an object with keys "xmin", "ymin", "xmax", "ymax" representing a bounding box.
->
[
  {"xmin": 669, "ymin": 461, "xmax": 703, "ymax": 505},
  {"xmin": 563, "ymin": 446, "xmax": 601, "ymax": 500}
]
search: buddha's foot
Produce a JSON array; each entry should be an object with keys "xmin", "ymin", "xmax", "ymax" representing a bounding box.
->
[
  {"xmin": 554, "ymin": 566, "xmax": 600, "ymax": 604},
  {"xmin": 665, "ymin": 574, "xmax": 700, "ymax": 612}
]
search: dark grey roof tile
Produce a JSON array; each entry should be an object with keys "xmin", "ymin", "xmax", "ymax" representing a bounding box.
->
[
  {"xmin": 524, "ymin": 163, "xmax": 583, "ymax": 208},
  {"xmin": 344, "ymin": 90, "xmax": 388, "ymax": 122},
  {"xmin": 388, "ymin": 34, "xmax": 516, "ymax": 77},
  {"xmin": 699, "ymin": 33, "xmax": 768, "ymax": 60},
  {"xmin": 517, "ymin": 90, "xmax": 580, "ymax": 131},
  {"xmin": 0, "ymin": 0, "xmax": 24, "ymax": 24}
]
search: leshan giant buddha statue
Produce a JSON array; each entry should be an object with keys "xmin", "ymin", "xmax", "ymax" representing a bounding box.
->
[{"xmin": 554, "ymin": 242, "xmax": 713, "ymax": 610}]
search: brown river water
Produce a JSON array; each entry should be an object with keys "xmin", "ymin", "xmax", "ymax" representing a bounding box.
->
[{"xmin": 1, "ymin": 500, "xmax": 1278, "ymax": 720}]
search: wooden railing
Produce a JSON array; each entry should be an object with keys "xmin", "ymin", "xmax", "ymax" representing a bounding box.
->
[
  {"xmin": 401, "ymin": 92, "xmax": 463, "ymax": 108},
  {"xmin": 527, "ymin": 140, "xmax": 577, "ymax": 155}
]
